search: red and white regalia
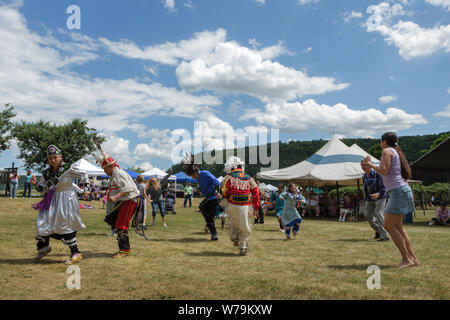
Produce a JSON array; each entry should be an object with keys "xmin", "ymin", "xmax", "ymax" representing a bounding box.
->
[{"xmin": 220, "ymin": 157, "xmax": 260, "ymax": 255}]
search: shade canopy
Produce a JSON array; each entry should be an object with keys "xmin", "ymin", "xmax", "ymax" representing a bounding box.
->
[
  {"xmin": 174, "ymin": 171, "xmax": 197, "ymax": 183},
  {"xmin": 411, "ymin": 136, "xmax": 450, "ymax": 183},
  {"xmin": 349, "ymin": 144, "xmax": 380, "ymax": 165},
  {"xmin": 72, "ymin": 158, "xmax": 105, "ymax": 177},
  {"xmin": 258, "ymin": 183, "xmax": 278, "ymax": 192},
  {"xmin": 142, "ymin": 167, "xmax": 177, "ymax": 181},
  {"xmin": 256, "ymin": 137, "xmax": 378, "ymax": 186},
  {"xmin": 97, "ymin": 168, "xmax": 140, "ymax": 180}
]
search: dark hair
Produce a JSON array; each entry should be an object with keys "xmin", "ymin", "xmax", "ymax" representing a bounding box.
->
[
  {"xmin": 183, "ymin": 155, "xmax": 199, "ymax": 176},
  {"xmin": 287, "ymin": 183, "xmax": 296, "ymax": 192},
  {"xmin": 381, "ymin": 132, "xmax": 411, "ymax": 180}
]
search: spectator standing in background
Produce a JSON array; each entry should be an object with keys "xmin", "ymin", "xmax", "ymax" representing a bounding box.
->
[
  {"xmin": 146, "ymin": 168, "xmax": 172, "ymax": 227},
  {"xmin": 9, "ymin": 170, "xmax": 19, "ymax": 199},
  {"xmin": 184, "ymin": 181, "xmax": 193, "ymax": 208},
  {"xmin": 22, "ymin": 169, "xmax": 34, "ymax": 198}
]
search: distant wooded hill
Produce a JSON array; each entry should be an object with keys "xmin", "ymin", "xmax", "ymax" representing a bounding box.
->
[{"xmin": 170, "ymin": 132, "xmax": 449, "ymax": 179}]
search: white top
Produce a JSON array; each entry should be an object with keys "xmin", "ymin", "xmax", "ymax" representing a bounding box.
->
[{"xmin": 108, "ymin": 168, "xmax": 140, "ymax": 202}]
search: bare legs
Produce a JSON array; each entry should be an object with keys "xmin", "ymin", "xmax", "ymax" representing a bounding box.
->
[{"xmin": 384, "ymin": 213, "xmax": 418, "ymax": 268}]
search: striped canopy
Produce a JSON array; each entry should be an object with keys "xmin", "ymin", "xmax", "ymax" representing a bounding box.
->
[{"xmin": 256, "ymin": 137, "xmax": 379, "ymax": 186}]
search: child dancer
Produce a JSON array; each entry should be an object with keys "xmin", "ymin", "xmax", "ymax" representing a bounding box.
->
[{"xmin": 279, "ymin": 183, "xmax": 303, "ymax": 240}]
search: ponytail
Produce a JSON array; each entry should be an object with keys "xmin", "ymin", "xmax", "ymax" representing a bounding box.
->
[
  {"xmin": 396, "ymin": 145, "xmax": 411, "ymax": 180},
  {"xmin": 381, "ymin": 132, "xmax": 411, "ymax": 180}
]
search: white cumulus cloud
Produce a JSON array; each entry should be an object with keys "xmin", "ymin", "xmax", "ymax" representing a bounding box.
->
[
  {"xmin": 102, "ymin": 28, "xmax": 348, "ymax": 101},
  {"xmin": 379, "ymin": 95, "xmax": 398, "ymax": 103},
  {"xmin": 241, "ymin": 99, "xmax": 427, "ymax": 137},
  {"xmin": 297, "ymin": 0, "xmax": 319, "ymax": 5},
  {"xmin": 366, "ymin": 2, "xmax": 450, "ymax": 60},
  {"xmin": 0, "ymin": 4, "xmax": 221, "ymax": 134},
  {"xmin": 164, "ymin": 0, "xmax": 176, "ymax": 12},
  {"xmin": 344, "ymin": 11, "xmax": 363, "ymax": 23},
  {"xmin": 425, "ymin": 0, "xmax": 450, "ymax": 11},
  {"xmin": 433, "ymin": 104, "xmax": 450, "ymax": 117}
]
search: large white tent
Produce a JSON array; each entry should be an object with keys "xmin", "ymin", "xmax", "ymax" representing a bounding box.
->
[
  {"xmin": 349, "ymin": 143, "xmax": 380, "ymax": 164},
  {"xmin": 259, "ymin": 183, "xmax": 278, "ymax": 192},
  {"xmin": 72, "ymin": 158, "xmax": 105, "ymax": 177},
  {"xmin": 256, "ymin": 137, "xmax": 376, "ymax": 186},
  {"xmin": 142, "ymin": 167, "xmax": 177, "ymax": 181}
]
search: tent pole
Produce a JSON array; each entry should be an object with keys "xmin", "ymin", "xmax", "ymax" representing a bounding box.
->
[
  {"xmin": 447, "ymin": 171, "xmax": 450, "ymax": 203},
  {"xmin": 308, "ymin": 179, "xmax": 311, "ymax": 217},
  {"xmin": 357, "ymin": 179, "xmax": 360, "ymax": 220},
  {"xmin": 336, "ymin": 181, "xmax": 340, "ymax": 212},
  {"xmin": 419, "ymin": 182, "xmax": 425, "ymax": 217}
]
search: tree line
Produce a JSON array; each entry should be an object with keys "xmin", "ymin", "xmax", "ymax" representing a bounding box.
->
[{"xmin": 169, "ymin": 132, "xmax": 449, "ymax": 180}]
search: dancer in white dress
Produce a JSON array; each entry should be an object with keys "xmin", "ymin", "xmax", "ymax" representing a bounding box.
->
[{"xmin": 33, "ymin": 145, "xmax": 88, "ymax": 264}]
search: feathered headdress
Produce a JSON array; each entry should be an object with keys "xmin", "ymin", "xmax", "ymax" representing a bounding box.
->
[
  {"xmin": 182, "ymin": 153, "xmax": 199, "ymax": 176},
  {"xmin": 224, "ymin": 156, "xmax": 245, "ymax": 173},
  {"xmin": 95, "ymin": 152, "xmax": 119, "ymax": 169},
  {"xmin": 93, "ymin": 137, "xmax": 119, "ymax": 169}
]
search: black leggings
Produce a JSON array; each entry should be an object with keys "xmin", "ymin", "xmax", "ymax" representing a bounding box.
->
[
  {"xmin": 254, "ymin": 206, "xmax": 264, "ymax": 224},
  {"xmin": 36, "ymin": 232, "xmax": 79, "ymax": 254},
  {"xmin": 200, "ymin": 198, "xmax": 218, "ymax": 237}
]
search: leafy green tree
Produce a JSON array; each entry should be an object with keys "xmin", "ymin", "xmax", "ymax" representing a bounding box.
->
[
  {"xmin": 367, "ymin": 143, "xmax": 382, "ymax": 160},
  {"xmin": 129, "ymin": 167, "xmax": 145, "ymax": 173},
  {"xmin": 12, "ymin": 118, "xmax": 105, "ymax": 171},
  {"xmin": 0, "ymin": 103, "xmax": 16, "ymax": 154},
  {"xmin": 429, "ymin": 132, "xmax": 450, "ymax": 151}
]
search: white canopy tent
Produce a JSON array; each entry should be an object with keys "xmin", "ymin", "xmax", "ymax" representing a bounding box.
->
[
  {"xmin": 72, "ymin": 158, "xmax": 105, "ymax": 177},
  {"xmin": 349, "ymin": 143, "xmax": 380, "ymax": 165},
  {"xmin": 256, "ymin": 136, "xmax": 377, "ymax": 186},
  {"xmin": 259, "ymin": 183, "xmax": 278, "ymax": 192},
  {"xmin": 142, "ymin": 167, "xmax": 177, "ymax": 181}
]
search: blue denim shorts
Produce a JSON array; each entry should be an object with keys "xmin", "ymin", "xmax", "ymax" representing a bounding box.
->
[{"xmin": 384, "ymin": 184, "xmax": 415, "ymax": 215}]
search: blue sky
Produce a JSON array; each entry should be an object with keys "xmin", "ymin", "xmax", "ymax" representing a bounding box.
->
[{"xmin": 0, "ymin": 0, "xmax": 449, "ymax": 173}]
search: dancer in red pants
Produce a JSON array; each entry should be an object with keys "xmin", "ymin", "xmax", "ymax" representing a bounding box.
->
[{"xmin": 97, "ymin": 153, "xmax": 140, "ymax": 258}]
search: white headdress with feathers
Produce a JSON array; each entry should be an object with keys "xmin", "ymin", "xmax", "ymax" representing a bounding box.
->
[{"xmin": 224, "ymin": 156, "xmax": 245, "ymax": 173}]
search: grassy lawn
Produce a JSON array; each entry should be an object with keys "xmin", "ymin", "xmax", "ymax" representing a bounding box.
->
[{"xmin": 0, "ymin": 196, "xmax": 448, "ymax": 300}]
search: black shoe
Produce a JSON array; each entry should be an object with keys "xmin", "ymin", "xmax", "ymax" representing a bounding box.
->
[
  {"xmin": 210, "ymin": 237, "xmax": 219, "ymax": 241},
  {"xmin": 378, "ymin": 237, "xmax": 389, "ymax": 242},
  {"xmin": 374, "ymin": 232, "xmax": 380, "ymax": 239}
]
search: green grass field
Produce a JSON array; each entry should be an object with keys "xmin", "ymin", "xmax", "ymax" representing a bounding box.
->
[{"xmin": 0, "ymin": 196, "xmax": 448, "ymax": 300}]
